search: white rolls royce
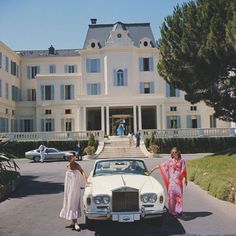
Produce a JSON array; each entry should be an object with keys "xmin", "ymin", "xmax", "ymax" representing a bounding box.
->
[{"xmin": 83, "ymin": 158, "xmax": 166, "ymax": 225}]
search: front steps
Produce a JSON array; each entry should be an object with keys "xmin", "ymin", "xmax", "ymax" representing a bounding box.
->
[{"xmin": 97, "ymin": 136, "xmax": 146, "ymax": 159}]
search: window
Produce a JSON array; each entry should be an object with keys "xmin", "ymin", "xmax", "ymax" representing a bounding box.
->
[
  {"xmin": 0, "ymin": 80, "xmax": 2, "ymax": 97},
  {"xmin": 170, "ymin": 106, "xmax": 177, "ymax": 111},
  {"xmin": 11, "ymin": 60, "xmax": 17, "ymax": 76},
  {"xmin": 190, "ymin": 106, "xmax": 197, "ymax": 111},
  {"xmin": 65, "ymin": 109, "xmax": 72, "ymax": 114},
  {"xmin": 27, "ymin": 66, "xmax": 40, "ymax": 79},
  {"xmin": 41, "ymin": 119, "xmax": 55, "ymax": 132},
  {"xmin": 64, "ymin": 65, "xmax": 77, "ymax": 73},
  {"xmin": 11, "ymin": 119, "xmax": 34, "ymax": 132},
  {"xmin": 140, "ymin": 81, "xmax": 154, "ymax": 94},
  {"xmin": 117, "ymin": 70, "xmax": 124, "ymax": 86},
  {"xmin": 61, "ymin": 118, "xmax": 73, "ymax": 131},
  {"xmin": 41, "ymin": 85, "xmax": 54, "ymax": 100},
  {"xmin": 5, "ymin": 57, "xmax": 9, "ymax": 72},
  {"xmin": 6, "ymin": 82, "xmax": 9, "ymax": 99},
  {"xmin": 166, "ymin": 83, "xmax": 180, "ymax": 97},
  {"xmin": 16, "ymin": 64, "xmax": 19, "ymax": 78},
  {"xmin": 60, "ymin": 84, "xmax": 74, "ymax": 100},
  {"xmin": 45, "ymin": 109, "xmax": 52, "ymax": 115},
  {"xmin": 139, "ymin": 57, "xmax": 154, "ymax": 71},
  {"xmin": 210, "ymin": 115, "xmax": 217, "ymax": 128},
  {"xmin": 27, "ymin": 89, "xmax": 36, "ymax": 101},
  {"xmin": 0, "ymin": 52, "xmax": 2, "ymax": 68},
  {"xmin": 5, "ymin": 108, "xmax": 8, "ymax": 114},
  {"xmin": 12, "ymin": 86, "xmax": 21, "ymax": 101},
  {"xmin": 86, "ymin": 59, "xmax": 100, "ymax": 73},
  {"xmin": 12, "ymin": 110, "xmax": 15, "ymax": 115},
  {"xmin": 0, "ymin": 118, "xmax": 8, "ymax": 132},
  {"xmin": 87, "ymin": 83, "xmax": 101, "ymax": 95},
  {"xmin": 187, "ymin": 115, "xmax": 201, "ymax": 128},
  {"xmin": 113, "ymin": 69, "xmax": 128, "ymax": 86},
  {"xmin": 49, "ymin": 65, "xmax": 56, "ymax": 74},
  {"xmin": 167, "ymin": 116, "xmax": 181, "ymax": 129}
]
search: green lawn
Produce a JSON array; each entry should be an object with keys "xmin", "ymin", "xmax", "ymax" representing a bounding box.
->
[{"xmin": 187, "ymin": 150, "xmax": 236, "ymax": 202}]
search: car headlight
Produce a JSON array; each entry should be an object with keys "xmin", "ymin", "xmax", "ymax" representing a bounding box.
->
[
  {"xmin": 93, "ymin": 195, "xmax": 110, "ymax": 205},
  {"xmin": 141, "ymin": 193, "xmax": 157, "ymax": 203}
]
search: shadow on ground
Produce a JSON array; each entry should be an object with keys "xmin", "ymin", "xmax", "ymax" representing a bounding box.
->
[
  {"xmin": 78, "ymin": 213, "xmax": 186, "ymax": 236},
  {"xmin": 8, "ymin": 175, "xmax": 64, "ymax": 199}
]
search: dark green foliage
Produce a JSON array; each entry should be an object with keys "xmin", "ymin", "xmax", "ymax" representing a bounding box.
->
[
  {"xmin": 158, "ymin": 0, "xmax": 236, "ymax": 122},
  {"xmin": 145, "ymin": 137, "xmax": 236, "ymax": 153}
]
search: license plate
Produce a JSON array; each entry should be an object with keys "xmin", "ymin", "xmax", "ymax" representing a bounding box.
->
[{"xmin": 119, "ymin": 214, "xmax": 134, "ymax": 222}]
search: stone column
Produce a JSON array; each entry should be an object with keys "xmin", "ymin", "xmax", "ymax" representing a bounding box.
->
[
  {"xmin": 133, "ymin": 105, "xmax": 137, "ymax": 134},
  {"xmin": 106, "ymin": 106, "xmax": 110, "ymax": 135},
  {"xmin": 156, "ymin": 105, "xmax": 162, "ymax": 130},
  {"xmin": 83, "ymin": 106, "xmax": 86, "ymax": 131},
  {"xmin": 101, "ymin": 106, "xmax": 105, "ymax": 134},
  {"xmin": 138, "ymin": 105, "xmax": 142, "ymax": 131}
]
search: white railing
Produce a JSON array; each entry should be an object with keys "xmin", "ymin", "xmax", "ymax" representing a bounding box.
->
[
  {"xmin": 141, "ymin": 128, "xmax": 236, "ymax": 139},
  {"xmin": 0, "ymin": 131, "xmax": 104, "ymax": 142}
]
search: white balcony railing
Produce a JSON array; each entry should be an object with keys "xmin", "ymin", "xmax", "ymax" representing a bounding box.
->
[
  {"xmin": 141, "ymin": 128, "xmax": 236, "ymax": 139},
  {"xmin": 0, "ymin": 131, "xmax": 104, "ymax": 142}
]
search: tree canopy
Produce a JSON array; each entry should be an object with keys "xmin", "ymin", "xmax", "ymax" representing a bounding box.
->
[{"xmin": 158, "ymin": 0, "xmax": 236, "ymax": 122}]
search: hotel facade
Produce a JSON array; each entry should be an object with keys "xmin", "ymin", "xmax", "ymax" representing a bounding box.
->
[{"xmin": 0, "ymin": 19, "xmax": 231, "ymax": 135}]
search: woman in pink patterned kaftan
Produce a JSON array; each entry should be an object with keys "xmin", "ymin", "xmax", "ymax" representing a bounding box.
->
[{"xmin": 150, "ymin": 147, "xmax": 188, "ymax": 216}]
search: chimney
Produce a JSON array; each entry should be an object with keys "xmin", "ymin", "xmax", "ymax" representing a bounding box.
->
[
  {"xmin": 90, "ymin": 18, "xmax": 97, "ymax": 24},
  {"xmin": 48, "ymin": 45, "xmax": 55, "ymax": 55}
]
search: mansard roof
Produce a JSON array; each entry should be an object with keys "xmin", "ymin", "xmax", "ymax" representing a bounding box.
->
[
  {"xmin": 83, "ymin": 21, "xmax": 157, "ymax": 49},
  {"xmin": 15, "ymin": 48, "xmax": 80, "ymax": 58}
]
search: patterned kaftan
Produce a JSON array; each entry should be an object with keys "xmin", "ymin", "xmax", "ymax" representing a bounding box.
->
[{"xmin": 159, "ymin": 158, "xmax": 187, "ymax": 215}]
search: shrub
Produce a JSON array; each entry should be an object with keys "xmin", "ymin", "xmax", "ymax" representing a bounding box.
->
[
  {"xmin": 148, "ymin": 144, "xmax": 160, "ymax": 154},
  {"xmin": 83, "ymin": 146, "xmax": 95, "ymax": 155}
]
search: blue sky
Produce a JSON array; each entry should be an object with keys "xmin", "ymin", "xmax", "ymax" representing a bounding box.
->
[{"xmin": 0, "ymin": 0, "xmax": 189, "ymax": 50}]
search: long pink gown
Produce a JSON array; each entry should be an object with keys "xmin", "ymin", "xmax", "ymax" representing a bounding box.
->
[
  {"xmin": 59, "ymin": 169, "xmax": 81, "ymax": 220},
  {"xmin": 159, "ymin": 158, "xmax": 187, "ymax": 215}
]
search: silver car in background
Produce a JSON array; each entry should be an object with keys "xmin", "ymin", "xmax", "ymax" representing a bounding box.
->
[{"xmin": 25, "ymin": 148, "xmax": 77, "ymax": 162}]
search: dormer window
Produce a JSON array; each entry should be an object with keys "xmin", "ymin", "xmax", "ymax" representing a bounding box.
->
[
  {"xmin": 91, "ymin": 42, "xmax": 96, "ymax": 48},
  {"xmin": 117, "ymin": 33, "xmax": 122, "ymax": 38},
  {"xmin": 143, "ymin": 41, "xmax": 148, "ymax": 47}
]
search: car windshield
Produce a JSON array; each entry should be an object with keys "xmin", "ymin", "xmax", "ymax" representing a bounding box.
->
[{"xmin": 93, "ymin": 160, "xmax": 148, "ymax": 176}]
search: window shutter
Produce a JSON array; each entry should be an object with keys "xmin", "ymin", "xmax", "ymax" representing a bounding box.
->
[
  {"xmin": 71, "ymin": 119, "xmax": 74, "ymax": 131},
  {"xmin": 139, "ymin": 58, "xmax": 143, "ymax": 71},
  {"xmin": 177, "ymin": 116, "xmax": 181, "ymax": 128},
  {"xmin": 140, "ymin": 82, "xmax": 144, "ymax": 94},
  {"xmin": 64, "ymin": 65, "xmax": 68, "ymax": 73},
  {"xmin": 97, "ymin": 59, "xmax": 100, "ymax": 72},
  {"xmin": 71, "ymin": 84, "xmax": 75, "ymax": 99},
  {"xmin": 60, "ymin": 85, "xmax": 64, "ymax": 100},
  {"xmin": 113, "ymin": 69, "xmax": 117, "ymax": 86},
  {"xmin": 150, "ymin": 81, "xmax": 154, "ymax": 93},
  {"xmin": 86, "ymin": 59, "xmax": 91, "ymax": 73},
  {"xmin": 19, "ymin": 88, "xmax": 22, "ymax": 101},
  {"xmin": 74, "ymin": 65, "xmax": 77, "ymax": 73},
  {"xmin": 27, "ymin": 66, "xmax": 31, "ymax": 79},
  {"xmin": 176, "ymin": 89, "xmax": 180, "ymax": 97},
  {"xmin": 124, "ymin": 68, "xmax": 128, "ymax": 86},
  {"xmin": 37, "ymin": 66, "xmax": 40, "ymax": 74},
  {"xmin": 149, "ymin": 57, "xmax": 154, "ymax": 71},
  {"xmin": 187, "ymin": 115, "xmax": 192, "ymax": 128},
  {"xmin": 41, "ymin": 119, "xmax": 44, "ymax": 131},
  {"xmin": 41, "ymin": 85, "xmax": 45, "ymax": 100},
  {"xmin": 167, "ymin": 117, "xmax": 171, "ymax": 129},
  {"xmin": 166, "ymin": 83, "xmax": 170, "ymax": 97},
  {"xmin": 97, "ymin": 83, "xmax": 101, "ymax": 95},
  {"xmin": 51, "ymin": 119, "xmax": 55, "ymax": 131},
  {"xmin": 61, "ymin": 119, "xmax": 64, "ymax": 131},
  {"xmin": 197, "ymin": 115, "xmax": 201, "ymax": 128},
  {"xmin": 87, "ymin": 84, "xmax": 91, "ymax": 95},
  {"xmin": 51, "ymin": 85, "xmax": 54, "ymax": 100},
  {"xmin": 0, "ymin": 80, "xmax": 2, "ymax": 97}
]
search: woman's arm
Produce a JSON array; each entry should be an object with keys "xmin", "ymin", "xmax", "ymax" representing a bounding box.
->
[
  {"xmin": 77, "ymin": 163, "xmax": 88, "ymax": 185},
  {"xmin": 150, "ymin": 164, "xmax": 160, "ymax": 174}
]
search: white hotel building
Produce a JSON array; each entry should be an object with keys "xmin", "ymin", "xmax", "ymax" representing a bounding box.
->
[{"xmin": 0, "ymin": 19, "xmax": 231, "ymax": 135}]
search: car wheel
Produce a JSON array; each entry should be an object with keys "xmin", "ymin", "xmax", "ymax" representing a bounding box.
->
[{"xmin": 33, "ymin": 156, "xmax": 40, "ymax": 162}]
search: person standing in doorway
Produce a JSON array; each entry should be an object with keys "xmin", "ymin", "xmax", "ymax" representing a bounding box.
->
[
  {"xmin": 76, "ymin": 141, "xmax": 82, "ymax": 161},
  {"xmin": 39, "ymin": 143, "xmax": 46, "ymax": 163},
  {"xmin": 135, "ymin": 132, "xmax": 141, "ymax": 147},
  {"xmin": 60, "ymin": 153, "xmax": 87, "ymax": 231},
  {"xmin": 150, "ymin": 147, "xmax": 188, "ymax": 217}
]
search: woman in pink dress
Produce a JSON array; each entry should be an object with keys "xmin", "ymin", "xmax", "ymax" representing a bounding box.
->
[
  {"xmin": 60, "ymin": 154, "xmax": 87, "ymax": 231},
  {"xmin": 150, "ymin": 147, "xmax": 188, "ymax": 216}
]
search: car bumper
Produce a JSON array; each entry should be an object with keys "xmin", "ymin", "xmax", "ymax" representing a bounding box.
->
[{"xmin": 85, "ymin": 206, "xmax": 167, "ymax": 221}]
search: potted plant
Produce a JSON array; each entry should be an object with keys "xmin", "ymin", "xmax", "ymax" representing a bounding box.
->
[{"xmin": 83, "ymin": 133, "xmax": 96, "ymax": 158}]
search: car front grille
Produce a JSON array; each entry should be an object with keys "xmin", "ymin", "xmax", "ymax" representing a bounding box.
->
[{"xmin": 112, "ymin": 188, "xmax": 139, "ymax": 212}]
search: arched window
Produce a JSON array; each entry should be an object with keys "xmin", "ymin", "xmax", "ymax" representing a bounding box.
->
[{"xmin": 117, "ymin": 69, "xmax": 124, "ymax": 86}]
